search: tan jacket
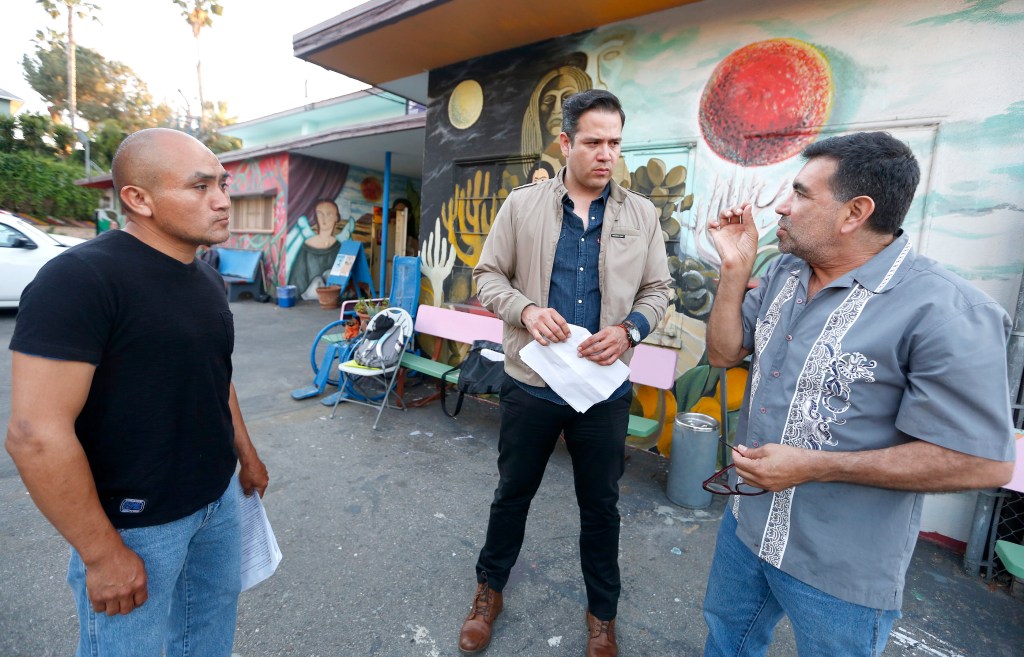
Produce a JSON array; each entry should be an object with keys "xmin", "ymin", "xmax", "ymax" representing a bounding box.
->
[{"xmin": 474, "ymin": 168, "xmax": 672, "ymax": 386}]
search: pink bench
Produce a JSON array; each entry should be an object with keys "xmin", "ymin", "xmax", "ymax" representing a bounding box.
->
[{"xmin": 400, "ymin": 304, "xmax": 677, "ymax": 437}]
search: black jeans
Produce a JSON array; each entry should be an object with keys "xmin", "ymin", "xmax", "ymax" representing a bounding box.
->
[{"xmin": 475, "ymin": 377, "xmax": 631, "ymax": 621}]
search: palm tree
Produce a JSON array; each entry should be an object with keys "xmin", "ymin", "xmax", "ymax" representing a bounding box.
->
[
  {"xmin": 36, "ymin": 0, "xmax": 100, "ymax": 137},
  {"xmin": 172, "ymin": 0, "xmax": 223, "ymax": 133}
]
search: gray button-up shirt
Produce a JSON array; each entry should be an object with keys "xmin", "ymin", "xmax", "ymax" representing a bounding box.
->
[{"xmin": 732, "ymin": 234, "xmax": 1015, "ymax": 610}]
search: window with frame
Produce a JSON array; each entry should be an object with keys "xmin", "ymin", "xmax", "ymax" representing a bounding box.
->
[{"xmin": 230, "ymin": 195, "xmax": 274, "ymax": 233}]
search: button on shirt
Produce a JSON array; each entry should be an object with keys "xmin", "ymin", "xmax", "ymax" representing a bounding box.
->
[
  {"xmin": 731, "ymin": 235, "xmax": 1014, "ymax": 610},
  {"xmin": 517, "ymin": 185, "xmax": 649, "ymax": 406}
]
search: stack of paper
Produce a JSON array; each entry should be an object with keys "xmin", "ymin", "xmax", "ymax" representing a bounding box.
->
[
  {"xmin": 519, "ymin": 325, "xmax": 630, "ymax": 413},
  {"xmin": 239, "ymin": 483, "xmax": 283, "ymax": 592}
]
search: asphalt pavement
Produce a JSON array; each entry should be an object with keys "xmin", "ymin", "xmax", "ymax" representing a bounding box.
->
[{"xmin": 1, "ymin": 299, "xmax": 1021, "ymax": 657}]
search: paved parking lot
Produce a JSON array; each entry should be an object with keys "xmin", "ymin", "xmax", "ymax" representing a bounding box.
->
[{"xmin": 1, "ymin": 300, "xmax": 1021, "ymax": 656}]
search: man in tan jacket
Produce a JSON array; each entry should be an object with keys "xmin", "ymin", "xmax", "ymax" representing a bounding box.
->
[{"xmin": 460, "ymin": 90, "xmax": 671, "ymax": 657}]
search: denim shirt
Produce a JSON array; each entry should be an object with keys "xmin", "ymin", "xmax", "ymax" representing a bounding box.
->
[{"xmin": 516, "ymin": 185, "xmax": 650, "ymax": 406}]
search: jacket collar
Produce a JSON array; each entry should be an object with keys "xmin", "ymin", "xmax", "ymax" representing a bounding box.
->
[{"xmin": 552, "ymin": 166, "xmax": 625, "ymax": 204}]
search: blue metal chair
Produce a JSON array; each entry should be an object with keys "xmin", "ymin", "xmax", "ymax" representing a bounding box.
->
[{"xmin": 290, "ymin": 256, "xmax": 421, "ymax": 402}]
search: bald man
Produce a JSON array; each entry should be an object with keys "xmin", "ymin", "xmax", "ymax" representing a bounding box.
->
[{"xmin": 6, "ymin": 128, "xmax": 268, "ymax": 657}]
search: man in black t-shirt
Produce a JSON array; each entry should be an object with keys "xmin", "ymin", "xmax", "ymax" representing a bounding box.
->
[{"xmin": 6, "ymin": 128, "xmax": 269, "ymax": 657}]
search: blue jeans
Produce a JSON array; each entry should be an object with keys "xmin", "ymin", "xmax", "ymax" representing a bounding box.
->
[
  {"xmin": 67, "ymin": 478, "xmax": 242, "ymax": 657},
  {"xmin": 703, "ymin": 511, "xmax": 900, "ymax": 657}
]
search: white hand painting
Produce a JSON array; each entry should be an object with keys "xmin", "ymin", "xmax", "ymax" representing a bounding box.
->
[{"xmin": 419, "ymin": 218, "xmax": 456, "ymax": 306}]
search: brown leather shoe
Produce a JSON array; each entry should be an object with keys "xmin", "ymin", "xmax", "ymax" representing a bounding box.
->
[
  {"xmin": 585, "ymin": 610, "xmax": 618, "ymax": 657},
  {"xmin": 458, "ymin": 581, "xmax": 503, "ymax": 654}
]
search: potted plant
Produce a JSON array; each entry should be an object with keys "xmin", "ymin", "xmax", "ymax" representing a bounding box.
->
[
  {"xmin": 315, "ymin": 284, "xmax": 342, "ymax": 309},
  {"xmin": 353, "ymin": 297, "xmax": 389, "ymax": 329}
]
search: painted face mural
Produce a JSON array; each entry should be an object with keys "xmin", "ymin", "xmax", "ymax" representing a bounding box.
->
[{"xmin": 521, "ymin": 64, "xmax": 594, "ymax": 176}]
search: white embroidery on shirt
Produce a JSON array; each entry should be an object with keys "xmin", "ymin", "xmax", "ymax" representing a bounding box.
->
[
  {"xmin": 873, "ymin": 240, "xmax": 911, "ymax": 294},
  {"xmin": 748, "ymin": 248, "xmax": 906, "ymax": 565},
  {"xmin": 735, "ymin": 273, "xmax": 799, "ymax": 519},
  {"xmin": 759, "ymin": 284, "xmax": 878, "ymax": 566}
]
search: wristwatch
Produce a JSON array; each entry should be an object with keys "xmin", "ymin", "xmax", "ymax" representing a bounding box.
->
[{"xmin": 617, "ymin": 320, "xmax": 640, "ymax": 348}]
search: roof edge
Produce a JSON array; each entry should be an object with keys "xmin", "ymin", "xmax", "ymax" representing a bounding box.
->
[
  {"xmin": 293, "ymin": 0, "xmax": 451, "ymax": 59},
  {"xmin": 218, "ymin": 112, "xmax": 426, "ymax": 164}
]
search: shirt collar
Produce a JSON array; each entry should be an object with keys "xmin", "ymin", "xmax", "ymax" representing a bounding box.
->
[
  {"xmin": 799, "ymin": 233, "xmax": 916, "ymax": 294},
  {"xmin": 561, "ymin": 182, "xmax": 611, "ymax": 208}
]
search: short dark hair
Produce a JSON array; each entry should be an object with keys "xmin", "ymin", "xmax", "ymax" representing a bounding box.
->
[
  {"xmin": 801, "ymin": 132, "xmax": 920, "ymax": 235},
  {"xmin": 561, "ymin": 90, "xmax": 625, "ymax": 143}
]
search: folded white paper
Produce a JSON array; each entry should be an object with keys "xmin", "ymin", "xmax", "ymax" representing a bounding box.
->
[
  {"xmin": 519, "ymin": 325, "xmax": 630, "ymax": 413},
  {"xmin": 480, "ymin": 348, "xmax": 505, "ymax": 362},
  {"xmin": 239, "ymin": 483, "xmax": 282, "ymax": 592}
]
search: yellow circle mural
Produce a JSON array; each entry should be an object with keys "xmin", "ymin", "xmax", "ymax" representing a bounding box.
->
[{"xmin": 448, "ymin": 79, "xmax": 483, "ymax": 130}]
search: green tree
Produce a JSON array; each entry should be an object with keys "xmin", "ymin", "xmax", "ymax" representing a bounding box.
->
[
  {"xmin": 0, "ymin": 115, "xmax": 16, "ymax": 153},
  {"xmin": 195, "ymin": 100, "xmax": 240, "ymax": 153},
  {"xmin": 90, "ymin": 119, "xmax": 128, "ymax": 170},
  {"xmin": 17, "ymin": 113, "xmax": 53, "ymax": 157},
  {"xmin": 23, "ymin": 40, "xmax": 174, "ymax": 132},
  {"xmin": 36, "ymin": 0, "xmax": 100, "ymax": 135},
  {"xmin": 172, "ymin": 0, "xmax": 223, "ymax": 133},
  {"xmin": 53, "ymin": 123, "xmax": 75, "ymax": 158},
  {"xmin": 0, "ymin": 151, "xmax": 100, "ymax": 220}
]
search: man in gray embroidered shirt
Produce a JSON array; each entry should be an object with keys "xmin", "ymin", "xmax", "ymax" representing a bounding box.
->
[{"xmin": 701, "ymin": 131, "xmax": 1015, "ymax": 656}]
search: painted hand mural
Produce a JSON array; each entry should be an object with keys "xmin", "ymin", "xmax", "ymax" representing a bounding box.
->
[
  {"xmin": 420, "ymin": 217, "xmax": 456, "ymax": 306},
  {"xmin": 440, "ymin": 170, "xmax": 499, "ymax": 269}
]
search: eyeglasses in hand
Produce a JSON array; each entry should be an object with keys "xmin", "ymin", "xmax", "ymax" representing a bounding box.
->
[{"xmin": 702, "ymin": 438, "xmax": 768, "ymax": 496}]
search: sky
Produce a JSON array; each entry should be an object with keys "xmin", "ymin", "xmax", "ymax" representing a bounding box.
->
[{"xmin": 1, "ymin": 0, "xmax": 371, "ymax": 125}]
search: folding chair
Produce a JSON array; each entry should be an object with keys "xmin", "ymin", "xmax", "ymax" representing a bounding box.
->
[
  {"xmin": 330, "ymin": 307, "xmax": 414, "ymax": 429},
  {"xmin": 292, "ymin": 256, "xmax": 420, "ymax": 403}
]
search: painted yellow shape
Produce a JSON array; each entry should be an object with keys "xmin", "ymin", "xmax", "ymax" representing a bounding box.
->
[
  {"xmin": 440, "ymin": 169, "xmax": 499, "ymax": 267},
  {"xmin": 632, "ymin": 385, "xmax": 677, "ymax": 453},
  {"xmin": 660, "ymin": 396, "xmax": 722, "ymax": 458},
  {"xmin": 715, "ymin": 367, "xmax": 749, "ymax": 411},
  {"xmin": 448, "ymin": 80, "xmax": 484, "ymax": 129}
]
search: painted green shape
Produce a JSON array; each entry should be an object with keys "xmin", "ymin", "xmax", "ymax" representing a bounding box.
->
[
  {"xmin": 926, "ymin": 191, "xmax": 1018, "ymax": 217},
  {"xmin": 675, "ymin": 364, "xmax": 713, "ymax": 415},
  {"xmin": 909, "ymin": 0, "xmax": 1024, "ymax": 26},
  {"xmin": 991, "ymin": 163, "xmax": 1024, "ymax": 183},
  {"xmin": 697, "ymin": 43, "xmax": 750, "ymax": 69},
  {"xmin": 944, "ymin": 110, "xmax": 1022, "ymax": 147},
  {"xmin": 945, "ymin": 262, "xmax": 1024, "ymax": 280},
  {"xmin": 627, "ymin": 25, "xmax": 700, "ymax": 61},
  {"xmin": 742, "ymin": 18, "xmax": 814, "ymax": 42},
  {"xmin": 943, "ymin": 101, "xmax": 1024, "ymax": 145},
  {"xmin": 927, "ymin": 223, "xmax": 1011, "ymax": 240},
  {"xmin": 816, "ymin": 46, "xmax": 863, "ymax": 126}
]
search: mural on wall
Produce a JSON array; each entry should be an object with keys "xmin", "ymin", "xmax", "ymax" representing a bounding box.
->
[
  {"xmin": 423, "ymin": 0, "xmax": 1024, "ymax": 375},
  {"xmin": 285, "ymin": 162, "xmax": 421, "ymax": 298},
  {"xmin": 223, "ymin": 153, "xmax": 288, "ymax": 287},
  {"xmin": 287, "ymin": 199, "xmax": 343, "ymax": 298},
  {"xmin": 424, "ymin": 35, "xmax": 695, "ymax": 317},
  {"xmin": 699, "ymin": 39, "xmax": 833, "ymax": 167}
]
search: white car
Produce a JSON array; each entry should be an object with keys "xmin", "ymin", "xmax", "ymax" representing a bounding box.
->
[{"xmin": 0, "ymin": 211, "xmax": 88, "ymax": 308}]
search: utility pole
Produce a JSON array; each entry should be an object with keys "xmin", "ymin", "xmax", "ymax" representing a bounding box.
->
[
  {"xmin": 76, "ymin": 129, "xmax": 90, "ymax": 178},
  {"xmin": 67, "ymin": 6, "xmax": 76, "ymax": 135}
]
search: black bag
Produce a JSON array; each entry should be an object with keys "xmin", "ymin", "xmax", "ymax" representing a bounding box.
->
[{"xmin": 441, "ymin": 340, "xmax": 505, "ymax": 418}]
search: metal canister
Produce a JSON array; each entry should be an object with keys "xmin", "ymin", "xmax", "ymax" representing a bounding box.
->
[{"xmin": 666, "ymin": 412, "xmax": 720, "ymax": 509}]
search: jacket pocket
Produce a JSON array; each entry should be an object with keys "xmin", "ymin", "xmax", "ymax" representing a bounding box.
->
[{"xmin": 605, "ymin": 227, "xmax": 647, "ymax": 294}]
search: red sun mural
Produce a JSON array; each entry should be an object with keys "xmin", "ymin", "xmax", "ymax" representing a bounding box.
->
[{"xmin": 699, "ymin": 38, "xmax": 833, "ymax": 167}]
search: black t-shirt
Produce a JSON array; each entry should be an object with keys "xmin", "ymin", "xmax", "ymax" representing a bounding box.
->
[{"xmin": 10, "ymin": 230, "xmax": 237, "ymax": 528}]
